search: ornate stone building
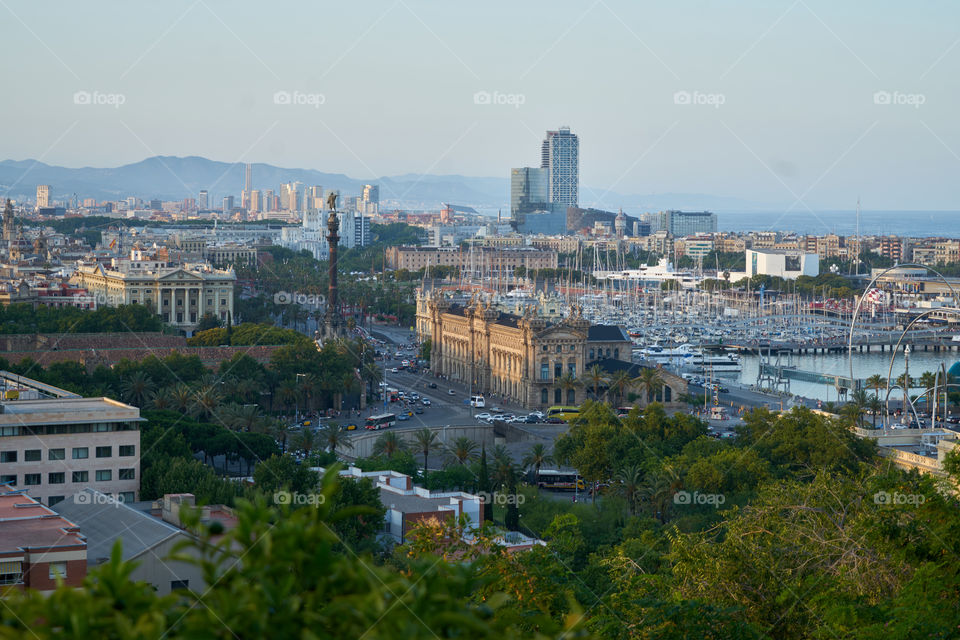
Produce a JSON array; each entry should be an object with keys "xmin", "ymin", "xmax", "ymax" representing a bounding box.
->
[{"xmin": 416, "ymin": 291, "xmax": 635, "ymax": 409}]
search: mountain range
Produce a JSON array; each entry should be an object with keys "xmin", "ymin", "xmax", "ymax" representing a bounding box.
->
[{"xmin": 0, "ymin": 156, "xmax": 767, "ymax": 214}]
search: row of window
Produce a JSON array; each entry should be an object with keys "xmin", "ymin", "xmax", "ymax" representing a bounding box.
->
[
  {"xmin": 1, "ymin": 423, "xmax": 139, "ymax": 437},
  {"xmin": 542, "ymin": 344, "xmax": 578, "ymax": 353},
  {"xmin": 589, "ymin": 348, "xmax": 619, "ymax": 360},
  {"xmin": 0, "ymin": 445, "xmax": 135, "ymax": 463},
  {"xmin": 0, "ymin": 469, "xmax": 135, "ymax": 486},
  {"xmin": 540, "ymin": 361, "xmax": 577, "ymax": 381},
  {"xmin": 541, "ymin": 388, "xmax": 577, "ymax": 404},
  {"xmin": 45, "ymin": 491, "xmax": 135, "ymax": 507}
]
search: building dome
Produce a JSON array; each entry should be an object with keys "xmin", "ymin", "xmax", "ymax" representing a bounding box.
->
[{"xmin": 948, "ymin": 361, "xmax": 960, "ymax": 379}]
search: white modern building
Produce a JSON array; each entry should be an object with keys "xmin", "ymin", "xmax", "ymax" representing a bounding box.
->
[
  {"xmin": 541, "ymin": 127, "xmax": 579, "ymax": 209},
  {"xmin": 743, "ymin": 248, "xmax": 819, "ymax": 280}
]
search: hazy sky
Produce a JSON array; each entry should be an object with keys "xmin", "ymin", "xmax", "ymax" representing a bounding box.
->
[{"xmin": 2, "ymin": 1, "xmax": 959, "ymax": 209}]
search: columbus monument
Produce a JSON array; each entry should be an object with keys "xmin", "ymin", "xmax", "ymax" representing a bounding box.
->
[{"xmin": 321, "ymin": 191, "xmax": 343, "ymax": 341}]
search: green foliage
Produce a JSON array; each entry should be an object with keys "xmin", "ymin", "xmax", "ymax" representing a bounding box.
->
[
  {"xmin": 188, "ymin": 322, "xmax": 309, "ymax": 347},
  {"xmin": 0, "ymin": 302, "xmax": 162, "ymax": 334},
  {"xmin": 253, "ymin": 454, "xmax": 319, "ymax": 495}
]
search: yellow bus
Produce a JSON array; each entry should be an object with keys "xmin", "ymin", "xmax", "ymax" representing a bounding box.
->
[
  {"xmin": 536, "ymin": 470, "xmax": 585, "ymax": 491},
  {"xmin": 546, "ymin": 405, "xmax": 580, "ymax": 421}
]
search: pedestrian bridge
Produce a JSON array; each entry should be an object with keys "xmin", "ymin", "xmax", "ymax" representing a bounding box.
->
[{"xmin": 759, "ymin": 363, "xmax": 863, "ymax": 391}]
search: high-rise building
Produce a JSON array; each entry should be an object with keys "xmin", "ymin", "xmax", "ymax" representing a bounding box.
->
[
  {"xmin": 249, "ymin": 190, "xmax": 261, "ymax": 213},
  {"xmin": 198, "ymin": 190, "xmax": 209, "ymax": 210},
  {"xmin": 510, "ymin": 167, "xmax": 548, "ymax": 217},
  {"xmin": 222, "ymin": 196, "xmax": 234, "ymax": 213},
  {"xmin": 360, "ymin": 184, "xmax": 379, "ymax": 215},
  {"xmin": 541, "ymin": 127, "xmax": 579, "ymax": 208},
  {"xmin": 308, "ymin": 185, "xmax": 324, "ymax": 211},
  {"xmin": 35, "ymin": 185, "xmax": 51, "ymax": 210},
  {"xmin": 264, "ymin": 189, "xmax": 275, "ymax": 212},
  {"xmin": 244, "ymin": 163, "xmax": 252, "ymax": 193},
  {"xmin": 657, "ymin": 211, "xmax": 718, "ymax": 237}
]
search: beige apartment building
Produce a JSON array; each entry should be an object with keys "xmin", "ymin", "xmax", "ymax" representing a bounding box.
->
[
  {"xmin": 0, "ymin": 373, "xmax": 143, "ymax": 506},
  {"xmin": 386, "ymin": 246, "xmax": 558, "ymax": 273}
]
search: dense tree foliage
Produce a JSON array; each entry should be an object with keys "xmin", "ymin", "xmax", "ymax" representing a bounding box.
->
[{"xmin": 0, "ymin": 302, "xmax": 162, "ymax": 333}]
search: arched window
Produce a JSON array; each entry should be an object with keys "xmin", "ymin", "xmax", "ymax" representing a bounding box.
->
[
  {"xmin": 540, "ymin": 361, "xmax": 549, "ymax": 381},
  {"xmin": 589, "ymin": 349, "xmax": 595, "ymax": 360},
  {"xmin": 555, "ymin": 388, "xmax": 562, "ymax": 403},
  {"xmin": 541, "ymin": 388, "xmax": 548, "ymax": 404},
  {"xmin": 567, "ymin": 389, "xmax": 576, "ymax": 404},
  {"xmin": 664, "ymin": 386, "xmax": 672, "ymax": 403},
  {"xmin": 613, "ymin": 348, "xmax": 619, "ymax": 359}
]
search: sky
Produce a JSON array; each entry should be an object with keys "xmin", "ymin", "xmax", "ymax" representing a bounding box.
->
[{"xmin": 2, "ymin": 0, "xmax": 959, "ymax": 209}]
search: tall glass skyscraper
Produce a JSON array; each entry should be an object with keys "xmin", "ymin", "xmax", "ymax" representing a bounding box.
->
[
  {"xmin": 510, "ymin": 167, "xmax": 547, "ymax": 217},
  {"xmin": 541, "ymin": 126, "xmax": 579, "ymax": 208}
]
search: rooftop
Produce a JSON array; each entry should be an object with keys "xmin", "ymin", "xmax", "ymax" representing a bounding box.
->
[
  {"xmin": 0, "ymin": 396, "xmax": 141, "ymax": 426},
  {"xmin": 0, "ymin": 484, "xmax": 86, "ymax": 554}
]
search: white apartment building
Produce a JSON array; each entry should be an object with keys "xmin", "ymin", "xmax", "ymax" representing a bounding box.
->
[{"xmin": 0, "ymin": 373, "xmax": 143, "ymax": 506}]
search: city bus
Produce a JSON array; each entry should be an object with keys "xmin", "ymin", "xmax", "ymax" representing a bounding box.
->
[
  {"xmin": 365, "ymin": 413, "xmax": 397, "ymax": 430},
  {"xmin": 536, "ymin": 470, "xmax": 585, "ymax": 491},
  {"xmin": 546, "ymin": 405, "xmax": 580, "ymax": 421}
]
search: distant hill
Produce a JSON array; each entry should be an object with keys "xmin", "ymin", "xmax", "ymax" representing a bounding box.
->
[{"xmin": 0, "ymin": 155, "xmax": 768, "ymax": 213}]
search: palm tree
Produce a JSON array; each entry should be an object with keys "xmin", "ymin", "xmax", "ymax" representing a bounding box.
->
[
  {"xmin": 293, "ymin": 429, "xmax": 316, "ymax": 457},
  {"xmin": 318, "ymin": 423, "xmax": 353, "ymax": 457},
  {"xmin": 147, "ymin": 387, "xmax": 173, "ymax": 411},
  {"xmin": 867, "ymin": 395, "xmax": 883, "ymax": 428},
  {"xmin": 919, "ymin": 371, "xmax": 937, "ymax": 414},
  {"xmin": 221, "ymin": 403, "xmax": 269, "ymax": 432},
  {"xmin": 557, "ymin": 371, "xmax": 579, "ymax": 405},
  {"xmin": 641, "ymin": 466, "xmax": 681, "ymax": 522},
  {"xmin": 634, "ymin": 367, "xmax": 665, "ymax": 405},
  {"xmin": 491, "ymin": 445, "xmax": 515, "ymax": 489},
  {"xmin": 521, "ymin": 443, "xmax": 554, "ymax": 483},
  {"xmin": 190, "ymin": 384, "xmax": 223, "ymax": 422},
  {"xmin": 584, "ymin": 364, "xmax": 608, "ymax": 401},
  {"xmin": 608, "ymin": 370, "xmax": 634, "ymax": 407},
  {"xmin": 865, "ymin": 374, "xmax": 886, "ymax": 399},
  {"xmin": 412, "ymin": 428, "xmax": 442, "ymax": 473},
  {"xmin": 373, "ymin": 431, "xmax": 406, "ymax": 457},
  {"xmin": 276, "ymin": 380, "xmax": 300, "ymax": 415},
  {"xmin": 121, "ymin": 371, "xmax": 153, "ymax": 407},
  {"xmin": 170, "ymin": 383, "xmax": 193, "ymax": 414},
  {"xmin": 297, "ymin": 374, "xmax": 319, "ymax": 413},
  {"xmin": 447, "ymin": 436, "xmax": 478, "ymax": 465},
  {"xmin": 841, "ymin": 389, "xmax": 869, "ymax": 428},
  {"xmin": 613, "ymin": 463, "xmax": 644, "ymax": 515}
]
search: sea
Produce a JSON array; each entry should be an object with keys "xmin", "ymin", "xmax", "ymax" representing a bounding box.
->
[{"xmin": 717, "ymin": 210, "xmax": 960, "ymax": 238}]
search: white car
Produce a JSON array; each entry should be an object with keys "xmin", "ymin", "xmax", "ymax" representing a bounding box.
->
[
  {"xmin": 528, "ymin": 411, "xmax": 545, "ymax": 420},
  {"xmin": 391, "ymin": 367, "xmax": 399, "ymax": 373},
  {"xmin": 421, "ymin": 399, "xmax": 431, "ymax": 406},
  {"xmin": 475, "ymin": 412, "xmax": 492, "ymax": 421}
]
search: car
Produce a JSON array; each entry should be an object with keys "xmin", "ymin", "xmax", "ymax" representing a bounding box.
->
[
  {"xmin": 410, "ymin": 393, "xmax": 420, "ymax": 400},
  {"xmin": 489, "ymin": 407, "xmax": 502, "ymax": 414},
  {"xmin": 428, "ymin": 382, "xmax": 438, "ymax": 389},
  {"xmin": 421, "ymin": 399, "xmax": 431, "ymax": 406},
  {"xmin": 528, "ymin": 411, "xmax": 545, "ymax": 419},
  {"xmin": 414, "ymin": 407, "xmax": 424, "ymax": 414},
  {"xmin": 397, "ymin": 413, "xmax": 410, "ymax": 421},
  {"xmin": 345, "ymin": 424, "xmax": 357, "ymax": 431},
  {"xmin": 390, "ymin": 367, "xmax": 399, "ymax": 373},
  {"xmin": 475, "ymin": 412, "xmax": 492, "ymax": 421},
  {"xmin": 545, "ymin": 417, "xmax": 565, "ymax": 424},
  {"xmin": 448, "ymin": 389, "xmax": 456, "ymax": 395},
  {"xmin": 523, "ymin": 416, "xmax": 539, "ymax": 424}
]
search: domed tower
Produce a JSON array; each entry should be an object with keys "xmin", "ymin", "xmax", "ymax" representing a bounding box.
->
[{"xmin": 615, "ymin": 208, "xmax": 626, "ymax": 238}]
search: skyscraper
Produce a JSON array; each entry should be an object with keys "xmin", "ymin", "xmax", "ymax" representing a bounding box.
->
[
  {"xmin": 510, "ymin": 167, "xmax": 547, "ymax": 217},
  {"xmin": 244, "ymin": 163, "xmax": 252, "ymax": 193},
  {"xmin": 222, "ymin": 196, "xmax": 234, "ymax": 213},
  {"xmin": 35, "ymin": 185, "xmax": 51, "ymax": 210},
  {"xmin": 657, "ymin": 211, "xmax": 717, "ymax": 237},
  {"xmin": 264, "ymin": 189, "xmax": 275, "ymax": 212},
  {"xmin": 308, "ymin": 185, "xmax": 324, "ymax": 211},
  {"xmin": 249, "ymin": 190, "xmax": 261, "ymax": 213},
  {"xmin": 541, "ymin": 127, "xmax": 579, "ymax": 209},
  {"xmin": 198, "ymin": 190, "xmax": 209, "ymax": 210}
]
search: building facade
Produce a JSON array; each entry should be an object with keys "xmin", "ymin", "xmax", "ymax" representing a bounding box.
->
[
  {"xmin": 70, "ymin": 249, "xmax": 236, "ymax": 329},
  {"xmin": 417, "ymin": 292, "xmax": 632, "ymax": 409},
  {"xmin": 387, "ymin": 246, "xmax": 558, "ymax": 275},
  {"xmin": 541, "ymin": 127, "xmax": 579, "ymax": 209},
  {"xmin": 0, "ymin": 374, "xmax": 143, "ymax": 506},
  {"xmin": 657, "ymin": 211, "xmax": 718, "ymax": 237}
]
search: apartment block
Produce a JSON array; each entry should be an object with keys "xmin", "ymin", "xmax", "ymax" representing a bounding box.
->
[{"xmin": 0, "ymin": 373, "xmax": 142, "ymax": 506}]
